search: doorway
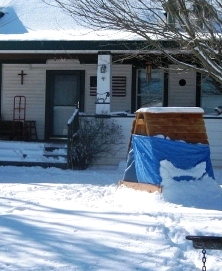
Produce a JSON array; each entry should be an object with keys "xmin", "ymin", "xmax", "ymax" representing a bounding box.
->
[{"xmin": 45, "ymin": 70, "xmax": 85, "ymax": 139}]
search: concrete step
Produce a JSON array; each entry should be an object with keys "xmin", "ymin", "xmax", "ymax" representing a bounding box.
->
[{"xmin": 0, "ymin": 141, "xmax": 68, "ymax": 169}]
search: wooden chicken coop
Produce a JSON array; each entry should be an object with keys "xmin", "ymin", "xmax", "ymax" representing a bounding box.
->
[
  {"xmin": 120, "ymin": 107, "xmax": 209, "ymax": 193},
  {"xmin": 132, "ymin": 107, "xmax": 208, "ymax": 144}
]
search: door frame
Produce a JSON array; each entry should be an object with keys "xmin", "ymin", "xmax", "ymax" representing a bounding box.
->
[{"xmin": 45, "ymin": 70, "xmax": 85, "ymax": 140}]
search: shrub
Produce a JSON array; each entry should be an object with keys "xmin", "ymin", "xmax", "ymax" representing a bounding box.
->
[{"xmin": 70, "ymin": 117, "xmax": 124, "ymax": 169}]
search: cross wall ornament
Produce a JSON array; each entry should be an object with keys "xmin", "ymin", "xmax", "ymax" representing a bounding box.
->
[{"xmin": 18, "ymin": 70, "xmax": 27, "ymax": 85}]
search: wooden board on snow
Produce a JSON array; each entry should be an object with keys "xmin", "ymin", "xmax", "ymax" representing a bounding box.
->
[{"xmin": 118, "ymin": 180, "xmax": 163, "ymax": 193}]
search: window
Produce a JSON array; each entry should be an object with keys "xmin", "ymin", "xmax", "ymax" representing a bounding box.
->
[
  {"xmin": 137, "ymin": 69, "xmax": 163, "ymax": 109},
  {"xmin": 201, "ymin": 75, "xmax": 222, "ymax": 114},
  {"xmin": 192, "ymin": 1, "xmax": 214, "ymax": 30},
  {"xmin": 164, "ymin": 0, "xmax": 214, "ymax": 31}
]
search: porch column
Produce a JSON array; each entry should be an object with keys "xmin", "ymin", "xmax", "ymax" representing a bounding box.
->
[{"xmin": 96, "ymin": 52, "xmax": 112, "ymax": 114}]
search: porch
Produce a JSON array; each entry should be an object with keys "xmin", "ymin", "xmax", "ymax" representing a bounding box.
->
[
  {"xmin": 0, "ymin": 111, "xmax": 134, "ymax": 169},
  {"xmin": 0, "ymin": 112, "xmax": 221, "ymax": 169}
]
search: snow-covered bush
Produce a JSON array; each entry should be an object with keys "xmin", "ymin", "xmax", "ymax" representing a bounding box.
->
[{"xmin": 70, "ymin": 117, "xmax": 124, "ymax": 169}]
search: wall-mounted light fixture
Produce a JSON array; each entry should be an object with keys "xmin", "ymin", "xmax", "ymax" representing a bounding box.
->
[
  {"xmin": 100, "ymin": 64, "xmax": 106, "ymax": 73},
  {"xmin": 145, "ymin": 62, "xmax": 152, "ymax": 82}
]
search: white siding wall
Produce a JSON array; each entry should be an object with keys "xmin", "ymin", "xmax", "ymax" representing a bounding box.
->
[
  {"xmin": 111, "ymin": 65, "xmax": 132, "ymax": 113},
  {"xmin": 84, "ymin": 65, "xmax": 97, "ymax": 114},
  {"xmin": 205, "ymin": 118, "xmax": 222, "ymax": 167},
  {"xmin": 2, "ymin": 64, "xmax": 46, "ymax": 139},
  {"xmin": 168, "ymin": 65, "xmax": 196, "ymax": 106},
  {"xmin": 1, "ymin": 60, "xmax": 132, "ymax": 139}
]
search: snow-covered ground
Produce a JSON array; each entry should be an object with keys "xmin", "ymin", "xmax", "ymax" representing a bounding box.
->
[
  {"xmin": 0, "ymin": 160, "xmax": 222, "ymax": 271},
  {"xmin": 0, "ymin": 1, "xmax": 221, "ymax": 268}
]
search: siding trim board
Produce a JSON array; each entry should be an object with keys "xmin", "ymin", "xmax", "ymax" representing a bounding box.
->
[{"xmin": 0, "ymin": 40, "xmax": 179, "ymax": 52}]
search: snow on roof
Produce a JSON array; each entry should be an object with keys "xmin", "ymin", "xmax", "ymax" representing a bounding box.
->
[
  {"xmin": 136, "ymin": 107, "xmax": 205, "ymax": 114},
  {"xmin": 1, "ymin": 1, "xmax": 219, "ymax": 44},
  {"xmin": 0, "ymin": 0, "xmax": 143, "ymax": 41}
]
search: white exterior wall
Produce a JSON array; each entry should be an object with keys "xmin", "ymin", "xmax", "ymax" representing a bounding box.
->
[
  {"xmin": 111, "ymin": 65, "xmax": 132, "ymax": 113},
  {"xmin": 85, "ymin": 66, "xmax": 97, "ymax": 114},
  {"xmin": 2, "ymin": 64, "xmax": 46, "ymax": 139},
  {"xmin": 168, "ymin": 65, "xmax": 196, "ymax": 106},
  {"xmin": 1, "ymin": 60, "xmax": 132, "ymax": 140},
  {"xmin": 204, "ymin": 117, "xmax": 222, "ymax": 167}
]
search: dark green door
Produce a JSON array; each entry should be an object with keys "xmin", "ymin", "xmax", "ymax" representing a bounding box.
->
[{"xmin": 45, "ymin": 70, "xmax": 84, "ymax": 139}]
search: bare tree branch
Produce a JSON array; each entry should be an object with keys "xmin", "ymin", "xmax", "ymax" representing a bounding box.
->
[{"xmin": 43, "ymin": 0, "xmax": 222, "ymax": 84}]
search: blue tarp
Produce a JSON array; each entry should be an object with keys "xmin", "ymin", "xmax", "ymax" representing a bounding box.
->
[{"xmin": 123, "ymin": 135, "xmax": 214, "ymax": 185}]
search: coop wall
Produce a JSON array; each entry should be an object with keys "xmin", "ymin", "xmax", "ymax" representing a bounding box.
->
[{"xmin": 133, "ymin": 112, "xmax": 208, "ymax": 144}]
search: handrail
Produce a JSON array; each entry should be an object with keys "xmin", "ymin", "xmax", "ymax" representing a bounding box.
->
[{"xmin": 67, "ymin": 109, "xmax": 79, "ymax": 169}]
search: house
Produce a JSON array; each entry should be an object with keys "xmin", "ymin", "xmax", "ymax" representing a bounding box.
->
[{"xmin": 0, "ymin": 0, "xmax": 221, "ymax": 167}]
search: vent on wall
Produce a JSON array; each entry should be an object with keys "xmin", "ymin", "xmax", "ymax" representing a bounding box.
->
[
  {"xmin": 90, "ymin": 76, "xmax": 97, "ymax": 96},
  {"xmin": 90, "ymin": 76, "xmax": 127, "ymax": 97}
]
